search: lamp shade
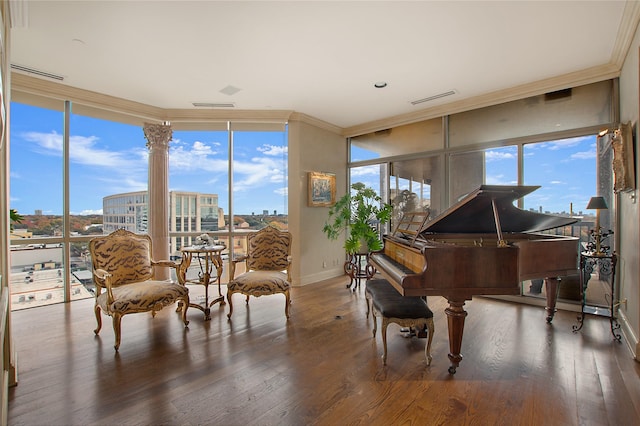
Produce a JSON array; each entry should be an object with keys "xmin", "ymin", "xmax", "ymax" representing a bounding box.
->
[{"xmin": 586, "ymin": 196, "xmax": 608, "ymax": 210}]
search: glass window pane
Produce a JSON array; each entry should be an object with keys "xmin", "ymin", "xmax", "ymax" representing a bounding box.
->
[
  {"xmin": 390, "ymin": 156, "xmax": 443, "ymax": 228},
  {"xmin": 69, "ymin": 112, "xmax": 146, "ymax": 235},
  {"xmin": 350, "ymin": 118, "xmax": 443, "ymax": 160},
  {"xmin": 9, "ymin": 101, "xmax": 81, "ymax": 309},
  {"xmin": 449, "ymin": 146, "xmax": 518, "ymax": 206},
  {"xmin": 10, "ymin": 102, "xmax": 64, "ymax": 217},
  {"xmin": 232, "ymin": 127, "xmax": 288, "ymax": 231},
  {"xmin": 170, "ymin": 129, "xmax": 230, "ymax": 254},
  {"xmin": 349, "ymin": 163, "xmax": 390, "ymax": 236},
  {"xmin": 523, "ymin": 136, "xmax": 597, "ymax": 215}
]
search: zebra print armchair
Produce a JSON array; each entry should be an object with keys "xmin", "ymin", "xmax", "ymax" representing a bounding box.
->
[
  {"xmin": 227, "ymin": 226, "xmax": 292, "ymax": 320},
  {"xmin": 89, "ymin": 228, "xmax": 190, "ymax": 350}
]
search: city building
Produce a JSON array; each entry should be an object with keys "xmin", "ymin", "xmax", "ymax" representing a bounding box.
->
[{"xmin": 103, "ymin": 190, "xmax": 224, "ymax": 256}]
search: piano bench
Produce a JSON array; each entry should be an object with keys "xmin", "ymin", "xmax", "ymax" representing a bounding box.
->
[{"xmin": 365, "ymin": 279, "xmax": 434, "ymax": 366}]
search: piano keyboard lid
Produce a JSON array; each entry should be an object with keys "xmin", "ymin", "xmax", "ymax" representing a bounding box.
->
[{"xmin": 420, "ymin": 185, "xmax": 579, "ymax": 235}]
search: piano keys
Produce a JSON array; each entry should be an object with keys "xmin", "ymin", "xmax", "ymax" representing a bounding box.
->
[{"xmin": 370, "ymin": 185, "xmax": 579, "ymax": 374}]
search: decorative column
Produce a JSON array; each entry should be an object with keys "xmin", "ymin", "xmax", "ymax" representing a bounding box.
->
[{"xmin": 143, "ymin": 122, "xmax": 172, "ymax": 280}]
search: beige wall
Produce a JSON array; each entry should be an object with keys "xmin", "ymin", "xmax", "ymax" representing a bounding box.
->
[
  {"xmin": 618, "ymin": 24, "xmax": 640, "ymax": 359},
  {"xmin": 287, "ymin": 117, "xmax": 347, "ymax": 286}
]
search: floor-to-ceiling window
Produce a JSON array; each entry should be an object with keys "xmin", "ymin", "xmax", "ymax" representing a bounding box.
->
[
  {"xmin": 348, "ymin": 79, "xmax": 617, "ymax": 308},
  {"xmin": 9, "ymin": 98, "xmax": 288, "ymax": 310},
  {"xmin": 10, "ymin": 101, "xmax": 79, "ymax": 309},
  {"xmin": 9, "ymin": 101, "xmax": 151, "ymax": 309}
]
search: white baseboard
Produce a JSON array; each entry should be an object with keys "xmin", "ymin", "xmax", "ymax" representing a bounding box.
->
[{"xmin": 617, "ymin": 309, "xmax": 639, "ymax": 360}]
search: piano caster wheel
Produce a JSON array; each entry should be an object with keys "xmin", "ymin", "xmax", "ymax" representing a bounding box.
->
[{"xmin": 448, "ymin": 366, "xmax": 457, "ymax": 374}]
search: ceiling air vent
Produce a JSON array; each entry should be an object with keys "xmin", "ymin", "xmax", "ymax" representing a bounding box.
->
[
  {"xmin": 410, "ymin": 90, "xmax": 456, "ymax": 106},
  {"xmin": 192, "ymin": 102, "xmax": 236, "ymax": 108},
  {"xmin": 11, "ymin": 64, "xmax": 64, "ymax": 81}
]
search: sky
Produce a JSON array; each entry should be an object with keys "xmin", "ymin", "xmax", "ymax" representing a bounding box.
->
[
  {"xmin": 9, "ymin": 102, "xmax": 288, "ymax": 216},
  {"xmin": 10, "ymin": 101, "xmax": 600, "ymax": 218}
]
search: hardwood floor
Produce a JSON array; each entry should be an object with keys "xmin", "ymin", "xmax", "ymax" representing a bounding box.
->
[{"xmin": 8, "ymin": 275, "xmax": 640, "ymax": 426}]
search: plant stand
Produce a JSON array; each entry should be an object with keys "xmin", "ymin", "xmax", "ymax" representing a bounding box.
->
[{"xmin": 344, "ymin": 252, "xmax": 375, "ymax": 291}]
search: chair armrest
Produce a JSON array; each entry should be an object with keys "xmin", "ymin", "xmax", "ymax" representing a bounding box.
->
[
  {"xmin": 231, "ymin": 255, "xmax": 248, "ymax": 264},
  {"xmin": 152, "ymin": 259, "xmax": 188, "ymax": 285},
  {"xmin": 93, "ymin": 268, "xmax": 115, "ymax": 304},
  {"xmin": 152, "ymin": 259, "xmax": 180, "ymax": 268},
  {"xmin": 229, "ymin": 255, "xmax": 248, "ymax": 280}
]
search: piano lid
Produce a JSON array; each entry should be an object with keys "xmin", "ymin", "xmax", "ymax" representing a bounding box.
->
[{"xmin": 420, "ymin": 185, "xmax": 579, "ymax": 235}]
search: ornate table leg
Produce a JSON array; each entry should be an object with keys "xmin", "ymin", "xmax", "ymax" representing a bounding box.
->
[
  {"xmin": 207, "ymin": 251, "xmax": 226, "ymax": 309},
  {"xmin": 344, "ymin": 254, "xmax": 357, "ymax": 289},
  {"xmin": 344, "ymin": 253, "xmax": 375, "ymax": 291},
  {"xmin": 572, "ymin": 255, "xmax": 589, "ymax": 333},
  {"xmin": 608, "ymin": 254, "xmax": 622, "ymax": 341}
]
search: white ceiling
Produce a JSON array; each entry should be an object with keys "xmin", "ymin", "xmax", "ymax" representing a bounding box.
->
[{"xmin": 8, "ymin": 1, "xmax": 637, "ymax": 130}]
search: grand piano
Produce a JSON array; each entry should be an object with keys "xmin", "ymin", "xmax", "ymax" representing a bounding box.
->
[{"xmin": 369, "ymin": 185, "xmax": 579, "ymax": 374}]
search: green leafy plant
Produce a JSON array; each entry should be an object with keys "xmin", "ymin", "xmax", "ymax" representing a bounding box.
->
[
  {"xmin": 322, "ymin": 182, "xmax": 393, "ymax": 254},
  {"xmin": 10, "ymin": 209, "xmax": 23, "ymax": 231}
]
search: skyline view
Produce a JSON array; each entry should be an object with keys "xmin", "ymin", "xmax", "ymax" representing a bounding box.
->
[
  {"xmin": 351, "ymin": 134, "xmax": 600, "ymax": 216},
  {"xmin": 11, "ymin": 102, "xmax": 601, "ymax": 219},
  {"xmin": 9, "ymin": 102, "xmax": 288, "ymax": 217}
]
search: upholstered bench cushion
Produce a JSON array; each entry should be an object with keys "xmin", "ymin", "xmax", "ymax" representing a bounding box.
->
[
  {"xmin": 96, "ymin": 280, "xmax": 189, "ymax": 314},
  {"xmin": 366, "ymin": 279, "xmax": 433, "ymax": 319},
  {"xmin": 227, "ymin": 270, "xmax": 290, "ymax": 296},
  {"xmin": 365, "ymin": 278, "xmax": 435, "ymax": 366}
]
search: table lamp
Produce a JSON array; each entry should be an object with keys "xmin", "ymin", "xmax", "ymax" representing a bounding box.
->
[{"xmin": 586, "ymin": 196, "xmax": 608, "ymax": 255}]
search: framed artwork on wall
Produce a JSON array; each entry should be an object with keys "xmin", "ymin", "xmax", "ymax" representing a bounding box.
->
[{"xmin": 308, "ymin": 171, "xmax": 336, "ymax": 207}]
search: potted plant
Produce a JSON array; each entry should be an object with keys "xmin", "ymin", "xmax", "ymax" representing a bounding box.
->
[{"xmin": 322, "ymin": 182, "xmax": 393, "ymax": 254}]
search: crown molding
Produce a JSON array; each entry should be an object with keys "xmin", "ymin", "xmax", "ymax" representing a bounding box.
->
[
  {"xmin": 288, "ymin": 112, "xmax": 343, "ymax": 135},
  {"xmin": 12, "ymin": 73, "xmax": 313, "ymax": 127},
  {"xmin": 9, "ymin": 59, "xmax": 624, "ymax": 138},
  {"xmin": 11, "ymin": 72, "xmax": 164, "ymax": 122},
  {"xmin": 610, "ymin": 1, "xmax": 640, "ymax": 66}
]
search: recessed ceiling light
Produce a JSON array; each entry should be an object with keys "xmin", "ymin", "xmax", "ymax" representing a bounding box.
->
[{"xmin": 374, "ymin": 82, "xmax": 387, "ymax": 89}]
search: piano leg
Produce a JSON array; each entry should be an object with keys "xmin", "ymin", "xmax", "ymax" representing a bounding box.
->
[
  {"xmin": 544, "ymin": 277, "xmax": 559, "ymax": 323},
  {"xmin": 445, "ymin": 300, "xmax": 468, "ymax": 374}
]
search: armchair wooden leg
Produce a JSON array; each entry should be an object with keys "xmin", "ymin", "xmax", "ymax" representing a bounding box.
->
[
  {"xmin": 226, "ymin": 291, "xmax": 234, "ymax": 319},
  {"xmin": 94, "ymin": 304, "xmax": 102, "ymax": 335},
  {"xmin": 284, "ymin": 291, "xmax": 291, "ymax": 319},
  {"xmin": 112, "ymin": 314, "xmax": 122, "ymax": 351},
  {"xmin": 180, "ymin": 296, "xmax": 190, "ymax": 326}
]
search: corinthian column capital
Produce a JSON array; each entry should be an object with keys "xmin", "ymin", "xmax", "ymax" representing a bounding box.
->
[{"xmin": 143, "ymin": 122, "xmax": 173, "ymax": 150}]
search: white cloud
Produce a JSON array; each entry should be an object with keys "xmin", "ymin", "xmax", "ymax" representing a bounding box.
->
[
  {"xmin": 257, "ymin": 144, "xmax": 288, "ymax": 156},
  {"xmin": 72, "ymin": 209, "xmax": 104, "ymax": 215},
  {"xmin": 22, "ymin": 131, "xmax": 143, "ymax": 169},
  {"xmin": 545, "ymin": 135, "xmax": 593, "ymax": 150},
  {"xmin": 169, "ymin": 140, "xmax": 227, "ymax": 172},
  {"xmin": 233, "ymin": 156, "xmax": 287, "ymax": 192},
  {"xmin": 570, "ymin": 150, "xmax": 596, "ymax": 160},
  {"xmin": 485, "ymin": 151, "xmax": 516, "ymax": 161}
]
